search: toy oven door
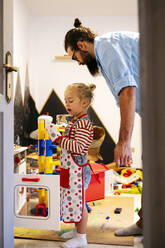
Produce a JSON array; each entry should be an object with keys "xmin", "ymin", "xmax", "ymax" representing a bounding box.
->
[{"xmin": 14, "ymin": 174, "xmax": 60, "ymax": 230}]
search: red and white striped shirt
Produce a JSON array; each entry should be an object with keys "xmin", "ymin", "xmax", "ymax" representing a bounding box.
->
[{"xmin": 60, "ymin": 115, "xmax": 93, "ymax": 156}]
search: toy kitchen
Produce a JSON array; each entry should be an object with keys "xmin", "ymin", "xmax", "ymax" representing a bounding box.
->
[{"xmin": 14, "ymin": 115, "xmax": 64, "ymax": 231}]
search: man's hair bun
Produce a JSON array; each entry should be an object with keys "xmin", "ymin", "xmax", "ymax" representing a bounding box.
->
[{"xmin": 74, "ymin": 18, "xmax": 82, "ymax": 28}]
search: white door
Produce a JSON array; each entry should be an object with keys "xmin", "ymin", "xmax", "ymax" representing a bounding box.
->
[{"xmin": 0, "ymin": 0, "xmax": 14, "ymax": 247}]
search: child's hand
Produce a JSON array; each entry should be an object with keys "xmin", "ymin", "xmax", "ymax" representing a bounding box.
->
[{"xmin": 46, "ymin": 123, "xmax": 62, "ymax": 143}]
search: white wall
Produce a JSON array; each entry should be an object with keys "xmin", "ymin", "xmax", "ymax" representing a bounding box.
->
[
  {"xmin": 13, "ymin": 0, "xmax": 30, "ymax": 101},
  {"xmin": 13, "ymin": 6, "xmax": 142, "ymax": 168}
]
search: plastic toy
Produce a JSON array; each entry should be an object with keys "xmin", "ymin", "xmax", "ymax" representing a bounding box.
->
[
  {"xmin": 114, "ymin": 208, "xmax": 122, "ymax": 214},
  {"xmin": 33, "ymin": 115, "xmax": 60, "ymax": 217},
  {"xmin": 38, "ymin": 115, "xmax": 55, "ymax": 174},
  {"xmin": 115, "ymin": 182, "xmax": 142, "ymax": 194}
]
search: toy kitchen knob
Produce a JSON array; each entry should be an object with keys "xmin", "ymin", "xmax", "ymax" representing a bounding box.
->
[{"xmin": 15, "ymin": 156, "xmax": 21, "ymax": 164}]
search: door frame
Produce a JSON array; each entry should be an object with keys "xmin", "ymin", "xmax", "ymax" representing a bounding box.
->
[
  {"xmin": 0, "ymin": 0, "xmax": 14, "ymax": 247},
  {"xmin": 139, "ymin": 0, "xmax": 165, "ymax": 247}
]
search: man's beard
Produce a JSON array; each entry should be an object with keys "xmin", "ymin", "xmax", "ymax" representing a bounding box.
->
[
  {"xmin": 80, "ymin": 51, "xmax": 99, "ymax": 76},
  {"xmin": 86, "ymin": 58, "xmax": 100, "ymax": 76}
]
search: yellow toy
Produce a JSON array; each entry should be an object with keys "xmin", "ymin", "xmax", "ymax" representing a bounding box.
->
[{"xmin": 37, "ymin": 115, "xmax": 56, "ymax": 214}]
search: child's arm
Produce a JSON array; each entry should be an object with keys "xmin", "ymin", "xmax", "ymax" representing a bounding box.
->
[{"xmin": 60, "ymin": 119, "xmax": 93, "ymax": 155}]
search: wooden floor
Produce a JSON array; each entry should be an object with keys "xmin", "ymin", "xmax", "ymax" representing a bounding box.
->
[
  {"xmin": 15, "ymin": 196, "xmax": 136, "ymax": 246},
  {"xmin": 15, "ymin": 195, "xmax": 142, "ymax": 247},
  {"xmin": 14, "ymin": 236, "xmax": 143, "ymax": 248}
]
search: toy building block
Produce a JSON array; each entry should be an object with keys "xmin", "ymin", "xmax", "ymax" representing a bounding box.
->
[{"xmin": 114, "ymin": 208, "xmax": 122, "ymax": 214}]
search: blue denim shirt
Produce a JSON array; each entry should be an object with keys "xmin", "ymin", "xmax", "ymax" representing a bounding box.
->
[{"xmin": 94, "ymin": 31, "xmax": 141, "ymax": 116}]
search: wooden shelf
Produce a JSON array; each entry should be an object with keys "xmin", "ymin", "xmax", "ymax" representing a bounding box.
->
[{"xmin": 55, "ymin": 55, "xmax": 72, "ymax": 59}]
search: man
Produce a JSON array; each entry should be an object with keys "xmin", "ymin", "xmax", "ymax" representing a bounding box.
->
[{"xmin": 64, "ymin": 18, "xmax": 142, "ymax": 236}]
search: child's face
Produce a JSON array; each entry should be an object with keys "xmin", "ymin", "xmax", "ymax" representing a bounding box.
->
[{"xmin": 64, "ymin": 89, "xmax": 88, "ymax": 118}]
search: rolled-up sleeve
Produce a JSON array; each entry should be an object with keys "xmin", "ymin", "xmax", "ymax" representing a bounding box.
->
[{"xmin": 96, "ymin": 40, "xmax": 138, "ymax": 97}]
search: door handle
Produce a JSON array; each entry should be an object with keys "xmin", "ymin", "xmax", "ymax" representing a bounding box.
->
[
  {"xmin": 3, "ymin": 51, "xmax": 19, "ymax": 103},
  {"xmin": 3, "ymin": 64, "xmax": 19, "ymax": 72}
]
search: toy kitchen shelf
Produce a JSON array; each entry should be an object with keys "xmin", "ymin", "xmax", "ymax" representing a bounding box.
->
[{"xmin": 14, "ymin": 146, "xmax": 27, "ymax": 174}]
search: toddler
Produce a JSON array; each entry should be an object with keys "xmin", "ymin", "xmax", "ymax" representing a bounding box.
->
[{"xmin": 47, "ymin": 83, "xmax": 96, "ymax": 248}]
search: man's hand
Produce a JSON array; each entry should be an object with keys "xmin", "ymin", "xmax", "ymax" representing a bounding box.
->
[
  {"xmin": 114, "ymin": 141, "xmax": 133, "ymax": 167},
  {"xmin": 115, "ymin": 86, "xmax": 136, "ymax": 167}
]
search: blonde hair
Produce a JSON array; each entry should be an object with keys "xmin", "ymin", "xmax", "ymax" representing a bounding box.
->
[{"xmin": 65, "ymin": 83, "xmax": 96, "ymax": 104}]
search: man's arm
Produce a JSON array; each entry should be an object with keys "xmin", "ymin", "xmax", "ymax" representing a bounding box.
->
[{"xmin": 114, "ymin": 86, "xmax": 136, "ymax": 167}]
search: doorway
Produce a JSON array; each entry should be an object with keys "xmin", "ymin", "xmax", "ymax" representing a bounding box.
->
[{"xmin": 13, "ymin": 0, "xmax": 142, "ymax": 246}]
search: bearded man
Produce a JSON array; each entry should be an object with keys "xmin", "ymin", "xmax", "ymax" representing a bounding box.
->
[{"xmin": 64, "ymin": 18, "xmax": 142, "ymax": 237}]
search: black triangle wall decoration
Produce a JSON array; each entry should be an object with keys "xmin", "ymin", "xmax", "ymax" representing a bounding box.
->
[
  {"xmin": 22, "ymin": 66, "xmax": 39, "ymax": 146},
  {"xmin": 88, "ymin": 106, "xmax": 115, "ymax": 164},
  {"xmin": 14, "ymin": 73, "xmax": 24, "ymax": 145},
  {"xmin": 40, "ymin": 89, "xmax": 67, "ymax": 122}
]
